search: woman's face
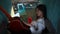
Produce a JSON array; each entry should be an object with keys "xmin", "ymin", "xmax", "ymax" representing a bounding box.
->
[{"xmin": 36, "ymin": 8, "xmax": 43, "ymax": 18}]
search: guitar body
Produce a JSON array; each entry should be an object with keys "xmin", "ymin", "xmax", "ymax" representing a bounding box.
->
[{"xmin": 0, "ymin": 6, "xmax": 30, "ymax": 33}]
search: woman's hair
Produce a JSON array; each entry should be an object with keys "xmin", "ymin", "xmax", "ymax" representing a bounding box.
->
[{"xmin": 36, "ymin": 4, "xmax": 47, "ymax": 19}]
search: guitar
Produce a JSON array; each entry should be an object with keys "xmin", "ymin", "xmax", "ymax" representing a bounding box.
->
[{"xmin": 0, "ymin": 6, "xmax": 29, "ymax": 32}]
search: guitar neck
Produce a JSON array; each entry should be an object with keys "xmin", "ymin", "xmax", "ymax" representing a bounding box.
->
[{"xmin": 0, "ymin": 6, "xmax": 12, "ymax": 21}]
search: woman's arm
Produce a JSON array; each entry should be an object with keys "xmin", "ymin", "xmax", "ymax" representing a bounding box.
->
[{"xmin": 22, "ymin": 21, "xmax": 32, "ymax": 27}]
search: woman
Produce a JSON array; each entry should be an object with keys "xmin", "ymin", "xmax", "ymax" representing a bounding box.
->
[{"xmin": 21, "ymin": 4, "xmax": 56, "ymax": 34}]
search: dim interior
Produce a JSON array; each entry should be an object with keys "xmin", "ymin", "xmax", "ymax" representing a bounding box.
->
[{"xmin": 0, "ymin": 0, "xmax": 59, "ymax": 34}]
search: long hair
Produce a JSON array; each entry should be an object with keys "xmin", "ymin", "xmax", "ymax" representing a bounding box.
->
[{"xmin": 35, "ymin": 4, "xmax": 47, "ymax": 19}]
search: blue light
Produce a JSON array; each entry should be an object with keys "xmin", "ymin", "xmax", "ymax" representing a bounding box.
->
[{"xmin": 17, "ymin": 3, "xmax": 25, "ymax": 15}]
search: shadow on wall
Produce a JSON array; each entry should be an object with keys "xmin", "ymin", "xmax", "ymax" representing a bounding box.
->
[{"xmin": 57, "ymin": 18, "xmax": 60, "ymax": 34}]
